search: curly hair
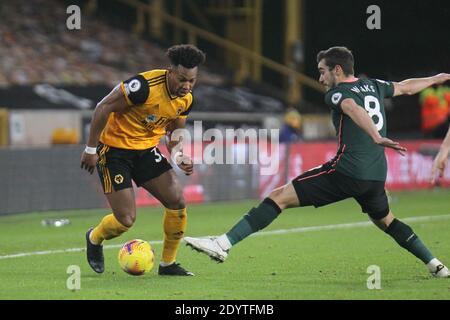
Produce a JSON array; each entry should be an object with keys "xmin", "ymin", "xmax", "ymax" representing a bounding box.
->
[{"xmin": 166, "ymin": 44, "xmax": 206, "ymax": 69}]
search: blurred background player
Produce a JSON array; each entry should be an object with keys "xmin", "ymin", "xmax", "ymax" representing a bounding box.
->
[
  {"xmin": 81, "ymin": 44, "xmax": 206, "ymax": 276},
  {"xmin": 279, "ymin": 108, "xmax": 303, "ymax": 143},
  {"xmin": 185, "ymin": 46, "xmax": 450, "ymax": 278},
  {"xmin": 431, "ymin": 124, "xmax": 450, "ymax": 184}
]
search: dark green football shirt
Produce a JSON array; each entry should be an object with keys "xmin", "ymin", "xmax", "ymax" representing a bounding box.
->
[{"xmin": 324, "ymin": 78, "xmax": 395, "ymax": 181}]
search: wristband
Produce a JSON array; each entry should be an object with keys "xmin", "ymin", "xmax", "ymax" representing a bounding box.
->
[{"xmin": 85, "ymin": 146, "xmax": 97, "ymax": 155}]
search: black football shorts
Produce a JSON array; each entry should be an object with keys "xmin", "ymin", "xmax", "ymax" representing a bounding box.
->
[
  {"xmin": 96, "ymin": 143, "xmax": 172, "ymax": 194},
  {"xmin": 291, "ymin": 162, "xmax": 389, "ymax": 220}
]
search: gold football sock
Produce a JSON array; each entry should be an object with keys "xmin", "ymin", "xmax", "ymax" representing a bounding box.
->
[
  {"xmin": 161, "ymin": 208, "xmax": 187, "ymax": 265},
  {"xmin": 90, "ymin": 214, "xmax": 129, "ymax": 245}
]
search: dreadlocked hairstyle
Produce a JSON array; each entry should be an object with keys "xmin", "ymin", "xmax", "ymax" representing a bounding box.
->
[{"xmin": 166, "ymin": 44, "xmax": 206, "ymax": 69}]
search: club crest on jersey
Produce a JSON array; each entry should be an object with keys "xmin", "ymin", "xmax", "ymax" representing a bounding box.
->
[
  {"xmin": 177, "ymin": 107, "xmax": 183, "ymax": 115},
  {"xmin": 114, "ymin": 174, "xmax": 124, "ymax": 184},
  {"xmin": 331, "ymin": 92, "xmax": 343, "ymax": 105}
]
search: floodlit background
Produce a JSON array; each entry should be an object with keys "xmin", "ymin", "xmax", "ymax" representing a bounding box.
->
[{"xmin": 0, "ymin": 0, "xmax": 449, "ymax": 300}]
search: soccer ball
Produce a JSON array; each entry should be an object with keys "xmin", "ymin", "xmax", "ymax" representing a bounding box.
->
[{"xmin": 118, "ymin": 239, "xmax": 155, "ymax": 276}]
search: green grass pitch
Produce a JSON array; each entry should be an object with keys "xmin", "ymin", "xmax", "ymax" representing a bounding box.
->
[{"xmin": 0, "ymin": 190, "xmax": 449, "ymax": 300}]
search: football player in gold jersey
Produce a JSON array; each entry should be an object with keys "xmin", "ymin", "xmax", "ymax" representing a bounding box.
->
[{"xmin": 81, "ymin": 44, "xmax": 206, "ymax": 276}]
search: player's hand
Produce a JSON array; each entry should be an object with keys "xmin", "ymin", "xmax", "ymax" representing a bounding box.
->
[
  {"xmin": 431, "ymin": 149, "xmax": 449, "ymax": 184},
  {"xmin": 374, "ymin": 137, "xmax": 407, "ymax": 156},
  {"xmin": 81, "ymin": 152, "xmax": 98, "ymax": 175},
  {"xmin": 434, "ymin": 73, "xmax": 450, "ymax": 85},
  {"xmin": 175, "ymin": 154, "xmax": 193, "ymax": 176}
]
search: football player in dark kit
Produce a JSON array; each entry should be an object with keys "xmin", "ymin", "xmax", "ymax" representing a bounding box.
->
[{"xmin": 185, "ymin": 46, "xmax": 450, "ymax": 278}]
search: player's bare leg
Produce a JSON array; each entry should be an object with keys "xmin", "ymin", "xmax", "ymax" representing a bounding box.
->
[
  {"xmin": 266, "ymin": 183, "xmax": 300, "ymax": 209},
  {"xmin": 185, "ymin": 183, "xmax": 300, "ymax": 262},
  {"xmin": 141, "ymin": 170, "xmax": 193, "ymax": 276},
  {"xmin": 104, "ymin": 188, "xmax": 137, "ymax": 228},
  {"xmin": 371, "ymin": 211, "xmax": 449, "ymax": 278},
  {"xmin": 86, "ymin": 188, "xmax": 135, "ymax": 273}
]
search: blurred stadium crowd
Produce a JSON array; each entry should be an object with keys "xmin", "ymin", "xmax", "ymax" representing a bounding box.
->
[
  {"xmin": 0, "ymin": 0, "xmax": 224, "ymax": 88},
  {"xmin": 1, "ymin": 0, "xmax": 447, "ymax": 134}
]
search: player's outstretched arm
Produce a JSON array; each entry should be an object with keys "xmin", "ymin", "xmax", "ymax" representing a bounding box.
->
[
  {"xmin": 81, "ymin": 85, "xmax": 129, "ymax": 174},
  {"xmin": 341, "ymin": 98, "xmax": 407, "ymax": 156},
  {"xmin": 431, "ymin": 125, "xmax": 450, "ymax": 184},
  {"xmin": 393, "ymin": 73, "xmax": 450, "ymax": 97}
]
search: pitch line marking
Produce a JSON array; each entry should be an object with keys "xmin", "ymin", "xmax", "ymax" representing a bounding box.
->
[
  {"xmin": 1, "ymin": 214, "xmax": 450, "ymax": 260},
  {"xmin": 255, "ymin": 214, "xmax": 450, "ymax": 236}
]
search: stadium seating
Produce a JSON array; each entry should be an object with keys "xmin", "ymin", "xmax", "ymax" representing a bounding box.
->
[{"xmin": 0, "ymin": 0, "xmax": 224, "ymax": 88}]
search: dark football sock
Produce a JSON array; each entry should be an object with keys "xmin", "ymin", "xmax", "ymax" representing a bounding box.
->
[
  {"xmin": 385, "ymin": 219, "xmax": 435, "ymax": 264},
  {"xmin": 226, "ymin": 198, "xmax": 282, "ymax": 246}
]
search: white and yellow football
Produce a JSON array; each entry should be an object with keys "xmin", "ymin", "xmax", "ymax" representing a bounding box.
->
[{"xmin": 118, "ymin": 239, "xmax": 154, "ymax": 276}]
